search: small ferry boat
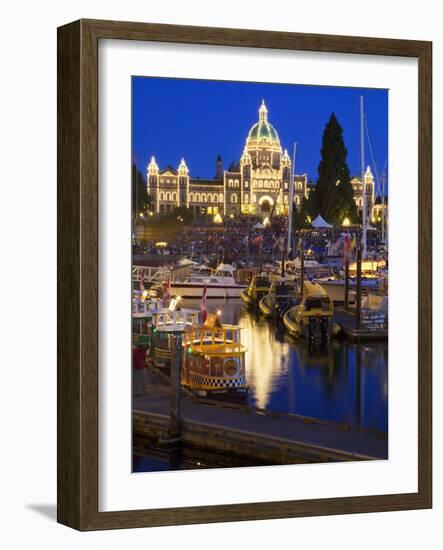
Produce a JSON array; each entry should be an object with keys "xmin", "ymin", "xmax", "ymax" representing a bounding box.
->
[
  {"xmin": 150, "ymin": 308, "xmax": 200, "ymax": 367},
  {"xmin": 182, "ymin": 313, "xmax": 248, "ymax": 397},
  {"xmin": 132, "ymin": 290, "xmax": 162, "ymax": 346},
  {"xmin": 165, "ymin": 263, "xmax": 249, "ymax": 299},
  {"xmin": 259, "ymin": 279, "xmax": 297, "ymax": 319},
  {"xmin": 283, "ymin": 281, "xmax": 340, "ymax": 339},
  {"xmin": 240, "ymin": 273, "xmax": 271, "ymax": 307}
]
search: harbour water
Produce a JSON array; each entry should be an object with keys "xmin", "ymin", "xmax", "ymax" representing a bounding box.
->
[
  {"xmin": 134, "ymin": 297, "xmax": 387, "ymax": 472},
  {"xmin": 183, "ymin": 297, "xmax": 388, "ymax": 432}
]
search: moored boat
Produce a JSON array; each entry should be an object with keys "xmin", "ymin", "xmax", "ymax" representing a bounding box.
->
[
  {"xmin": 150, "ymin": 308, "xmax": 200, "ymax": 367},
  {"xmin": 283, "ymin": 281, "xmax": 340, "ymax": 339},
  {"xmin": 182, "ymin": 313, "xmax": 248, "ymax": 397},
  {"xmin": 259, "ymin": 279, "xmax": 297, "ymax": 319},
  {"xmin": 161, "ymin": 263, "xmax": 249, "ymax": 299},
  {"xmin": 132, "ymin": 290, "xmax": 162, "ymax": 346},
  {"xmin": 240, "ymin": 273, "xmax": 271, "ymax": 307}
]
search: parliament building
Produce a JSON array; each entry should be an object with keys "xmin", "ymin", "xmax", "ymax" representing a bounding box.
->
[{"xmin": 146, "ymin": 100, "xmax": 376, "ymax": 220}]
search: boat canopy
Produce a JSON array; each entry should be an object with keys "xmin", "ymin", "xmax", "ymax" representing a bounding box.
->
[{"xmin": 303, "ymin": 281, "xmax": 329, "ymax": 298}]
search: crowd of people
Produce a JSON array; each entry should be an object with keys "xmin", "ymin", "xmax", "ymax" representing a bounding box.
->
[{"xmin": 132, "ymin": 214, "xmax": 387, "ymax": 267}]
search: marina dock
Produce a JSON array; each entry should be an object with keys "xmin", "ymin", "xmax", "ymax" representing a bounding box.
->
[
  {"xmin": 133, "ymin": 366, "xmax": 388, "ymax": 465},
  {"xmin": 334, "ymin": 307, "xmax": 388, "ymax": 343}
]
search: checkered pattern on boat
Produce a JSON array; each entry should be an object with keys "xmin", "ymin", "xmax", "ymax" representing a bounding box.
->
[{"xmin": 189, "ymin": 373, "xmax": 246, "ymax": 388}]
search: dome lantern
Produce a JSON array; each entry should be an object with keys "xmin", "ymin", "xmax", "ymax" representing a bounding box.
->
[
  {"xmin": 245, "ymin": 100, "xmax": 282, "ymax": 153},
  {"xmin": 259, "ymin": 99, "xmax": 268, "ymax": 122}
]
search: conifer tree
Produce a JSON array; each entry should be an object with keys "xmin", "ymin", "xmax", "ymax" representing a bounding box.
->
[{"xmin": 309, "ymin": 113, "xmax": 357, "ymax": 224}]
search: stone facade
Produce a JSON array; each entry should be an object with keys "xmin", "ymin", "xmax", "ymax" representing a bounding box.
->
[
  {"xmin": 147, "ymin": 101, "xmax": 308, "ymax": 218},
  {"xmin": 147, "ymin": 100, "xmax": 380, "ymax": 221}
]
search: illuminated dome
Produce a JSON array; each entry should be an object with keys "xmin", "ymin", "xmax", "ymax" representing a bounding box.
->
[{"xmin": 245, "ymin": 100, "xmax": 281, "ymax": 151}]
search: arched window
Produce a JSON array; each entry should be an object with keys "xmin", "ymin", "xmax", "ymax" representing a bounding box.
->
[
  {"xmin": 201, "ymin": 193, "xmax": 206, "ymax": 202},
  {"xmin": 245, "ymin": 194, "xmax": 249, "ymax": 204},
  {"xmin": 172, "ymin": 192, "xmax": 177, "ymax": 202},
  {"xmin": 189, "ymin": 193, "xmax": 194, "ymax": 202},
  {"xmin": 298, "ymin": 182, "xmax": 303, "ymax": 190},
  {"xmin": 159, "ymin": 191, "xmax": 165, "ymax": 201},
  {"xmin": 231, "ymin": 194, "xmax": 237, "ymax": 203},
  {"xmin": 294, "ymin": 196, "xmax": 300, "ymax": 205},
  {"xmin": 195, "ymin": 193, "xmax": 200, "ymax": 202},
  {"xmin": 166, "ymin": 192, "xmax": 171, "ymax": 201},
  {"xmin": 207, "ymin": 194, "xmax": 212, "ymax": 203},
  {"xmin": 284, "ymin": 195, "xmax": 288, "ymax": 204},
  {"xmin": 219, "ymin": 193, "xmax": 223, "ymax": 202}
]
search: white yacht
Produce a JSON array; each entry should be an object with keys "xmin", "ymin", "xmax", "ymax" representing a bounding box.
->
[{"xmin": 166, "ymin": 263, "xmax": 248, "ymax": 299}]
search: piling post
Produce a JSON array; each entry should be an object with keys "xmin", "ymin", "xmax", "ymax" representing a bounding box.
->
[
  {"xmin": 355, "ymin": 242, "xmax": 362, "ymax": 330},
  {"xmin": 169, "ymin": 334, "xmax": 182, "ymax": 440},
  {"xmin": 259, "ymin": 240, "xmax": 263, "ymax": 272},
  {"xmin": 300, "ymin": 234, "xmax": 304, "ymax": 298},
  {"xmin": 344, "ymin": 256, "xmax": 349, "ymax": 310}
]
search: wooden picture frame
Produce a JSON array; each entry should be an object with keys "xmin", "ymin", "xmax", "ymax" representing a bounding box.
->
[{"xmin": 57, "ymin": 19, "xmax": 432, "ymax": 530}]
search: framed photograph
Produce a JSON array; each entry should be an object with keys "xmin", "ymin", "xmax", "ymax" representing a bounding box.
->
[{"xmin": 57, "ymin": 19, "xmax": 432, "ymax": 530}]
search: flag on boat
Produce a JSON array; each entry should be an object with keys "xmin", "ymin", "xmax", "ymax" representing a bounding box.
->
[
  {"xmin": 273, "ymin": 235, "xmax": 285, "ymax": 251},
  {"xmin": 201, "ymin": 286, "xmax": 207, "ymax": 322},
  {"xmin": 161, "ymin": 279, "xmax": 170, "ymax": 307}
]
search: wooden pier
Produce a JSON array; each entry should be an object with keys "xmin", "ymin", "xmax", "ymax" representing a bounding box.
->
[
  {"xmin": 133, "ymin": 367, "xmax": 388, "ymax": 465},
  {"xmin": 334, "ymin": 307, "xmax": 388, "ymax": 343}
]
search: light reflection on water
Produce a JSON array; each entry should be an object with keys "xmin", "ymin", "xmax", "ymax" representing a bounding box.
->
[{"xmin": 183, "ymin": 298, "xmax": 388, "ymax": 432}]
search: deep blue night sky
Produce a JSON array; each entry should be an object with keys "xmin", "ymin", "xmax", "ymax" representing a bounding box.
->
[{"xmin": 132, "ymin": 77, "xmax": 388, "ymax": 184}]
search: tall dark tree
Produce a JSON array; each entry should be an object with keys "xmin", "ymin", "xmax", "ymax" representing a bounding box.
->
[
  {"xmin": 293, "ymin": 197, "xmax": 311, "ymax": 229},
  {"xmin": 309, "ymin": 113, "xmax": 357, "ymax": 224},
  {"xmin": 132, "ymin": 163, "xmax": 149, "ymax": 219}
]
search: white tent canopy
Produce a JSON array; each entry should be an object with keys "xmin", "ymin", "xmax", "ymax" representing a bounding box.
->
[{"xmin": 311, "ymin": 214, "xmax": 332, "ymax": 228}]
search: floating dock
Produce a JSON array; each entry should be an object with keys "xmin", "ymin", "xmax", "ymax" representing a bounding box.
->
[
  {"xmin": 334, "ymin": 307, "xmax": 388, "ymax": 343},
  {"xmin": 133, "ymin": 367, "xmax": 388, "ymax": 465}
]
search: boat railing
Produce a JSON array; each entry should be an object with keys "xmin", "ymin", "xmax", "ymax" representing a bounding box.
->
[
  {"xmin": 153, "ymin": 309, "xmax": 199, "ymax": 331},
  {"xmin": 183, "ymin": 325, "xmax": 245, "ymax": 354}
]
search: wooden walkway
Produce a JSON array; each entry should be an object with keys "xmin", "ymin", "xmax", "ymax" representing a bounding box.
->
[{"xmin": 133, "ymin": 367, "xmax": 388, "ymax": 464}]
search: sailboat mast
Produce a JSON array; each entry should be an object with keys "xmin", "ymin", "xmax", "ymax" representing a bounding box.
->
[
  {"xmin": 360, "ymin": 96, "xmax": 367, "ymax": 258},
  {"xmin": 381, "ymin": 168, "xmax": 385, "ymax": 242},
  {"xmin": 286, "ymin": 143, "xmax": 297, "ymax": 256}
]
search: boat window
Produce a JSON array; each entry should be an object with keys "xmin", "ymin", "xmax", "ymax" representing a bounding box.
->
[
  {"xmin": 321, "ymin": 297, "xmax": 331, "ymax": 310},
  {"xmin": 305, "ymin": 298, "xmax": 322, "ymax": 310},
  {"xmin": 256, "ymin": 277, "xmax": 269, "ymax": 286},
  {"xmin": 275, "ymin": 284, "xmax": 293, "ymax": 295}
]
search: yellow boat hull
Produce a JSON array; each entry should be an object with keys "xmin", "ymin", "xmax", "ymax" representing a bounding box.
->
[{"xmin": 259, "ymin": 296, "xmax": 275, "ymax": 318}]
